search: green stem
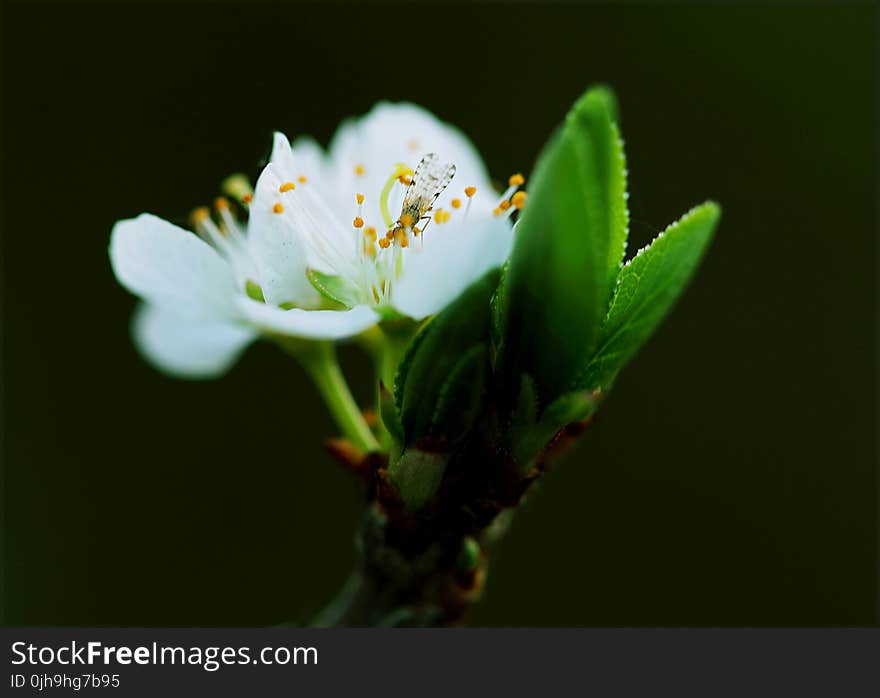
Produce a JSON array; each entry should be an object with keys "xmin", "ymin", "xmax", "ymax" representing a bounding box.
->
[{"xmin": 296, "ymin": 342, "xmax": 380, "ymax": 452}]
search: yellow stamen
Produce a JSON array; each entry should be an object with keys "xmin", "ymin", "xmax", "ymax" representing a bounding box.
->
[
  {"xmin": 398, "ymin": 175, "xmax": 412, "ymax": 186},
  {"xmin": 451, "ymin": 198, "xmax": 462, "ymax": 209},
  {"xmin": 508, "ymin": 173, "xmax": 525, "ymax": 187},
  {"xmin": 364, "ymin": 226, "xmax": 377, "ymax": 241},
  {"xmin": 221, "ymin": 173, "xmax": 254, "ymax": 203},
  {"xmin": 396, "ymin": 229, "xmax": 409, "ymax": 248},
  {"xmin": 273, "ymin": 203, "xmax": 285, "ymax": 214},
  {"xmin": 356, "ymin": 193, "xmax": 365, "ymax": 205},
  {"xmin": 500, "ymin": 200, "xmax": 511, "ymax": 211},
  {"xmin": 378, "ymin": 237, "xmax": 391, "ymax": 249},
  {"xmin": 242, "ymin": 194, "xmax": 253, "ymax": 204},
  {"xmin": 441, "ymin": 210, "xmax": 452, "ymax": 223},
  {"xmin": 279, "ymin": 182, "xmax": 296, "ymax": 193},
  {"xmin": 399, "ymin": 213, "xmax": 415, "ymax": 228},
  {"xmin": 354, "ymin": 164, "xmax": 365, "ymax": 176},
  {"xmin": 493, "ymin": 207, "xmax": 502, "ymax": 217},
  {"xmin": 190, "ymin": 207, "xmax": 210, "ymax": 226},
  {"xmin": 213, "ymin": 196, "xmax": 230, "ymax": 211},
  {"xmin": 464, "ymin": 186, "xmax": 477, "ymax": 198},
  {"xmin": 297, "ymin": 175, "xmax": 308, "ymax": 184},
  {"xmin": 512, "ymin": 191, "xmax": 528, "ymax": 209},
  {"xmin": 412, "ymin": 226, "xmax": 421, "ymax": 235},
  {"xmin": 353, "ymin": 216, "xmax": 364, "ymax": 228}
]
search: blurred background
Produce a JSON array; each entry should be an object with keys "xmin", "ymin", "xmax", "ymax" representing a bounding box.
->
[{"xmin": 2, "ymin": 1, "xmax": 876, "ymax": 625}]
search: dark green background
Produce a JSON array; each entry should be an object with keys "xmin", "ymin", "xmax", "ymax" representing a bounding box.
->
[{"xmin": 2, "ymin": 2, "xmax": 876, "ymax": 625}]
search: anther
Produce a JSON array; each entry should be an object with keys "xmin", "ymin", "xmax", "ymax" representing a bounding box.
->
[
  {"xmin": 279, "ymin": 182, "xmax": 296, "ymax": 193},
  {"xmin": 399, "ymin": 214, "xmax": 415, "ymax": 228},
  {"xmin": 213, "ymin": 197, "xmax": 230, "ymax": 211},
  {"xmin": 190, "ymin": 207, "xmax": 210, "ymax": 226},
  {"xmin": 273, "ymin": 203, "xmax": 285, "ymax": 214},
  {"xmin": 353, "ymin": 216, "xmax": 365, "ymax": 228},
  {"xmin": 354, "ymin": 164, "xmax": 365, "ymax": 176},
  {"xmin": 464, "ymin": 186, "xmax": 477, "ymax": 198},
  {"xmin": 451, "ymin": 198, "xmax": 462, "ymax": 209},
  {"xmin": 220, "ymin": 173, "xmax": 253, "ymax": 203},
  {"xmin": 356, "ymin": 193, "xmax": 365, "ymax": 204},
  {"xmin": 508, "ymin": 173, "xmax": 525, "ymax": 187},
  {"xmin": 500, "ymin": 200, "xmax": 511, "ymax": 211},
  {"xmin": 512, "ymin": 191, "xmax": 527, "ymax": 209},
  {"xmin": 364, "ymin": 226, "xmax": 377, "ymax": 240},
  {"xmin": 297, "ymin": 175, "xmax": 308, "ymax": 184},
  {"xmin": 379, "ymin": 237, "xmax": 391, "ymax": 249}
]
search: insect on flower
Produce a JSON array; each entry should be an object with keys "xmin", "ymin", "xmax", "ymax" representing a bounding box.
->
[{"xmin": 388, "ymin": 153, "xmax": 456, "ymax": 247}]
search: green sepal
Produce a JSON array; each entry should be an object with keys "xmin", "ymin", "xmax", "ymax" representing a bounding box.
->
[
  {"xmin": 306, "ymin": 268, "xmax": 360, "ymax": 309},
  {"xmin": 389, "ymin": 449, "xmax": 449, "ymax": 512},
  {"xmin": 579, "ymin": 202, "xmax": 720, "ymax": 392},
  {"xmin": 495, "ymin": 85, "xmax": 630, "ymax": 405}
]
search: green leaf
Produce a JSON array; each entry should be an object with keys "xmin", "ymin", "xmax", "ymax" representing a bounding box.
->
[
  {"xmin": 496, "ymin": 85, "xmax": 629, "ymax": 404},
  {"xmin": 389, "ymin": 449, "xmax": 449, "ymax": 511},
  {"xmin": 393, "ymin": 320, "xmax": 431, "ymax": 412},
  {"xmin": 396, "ymin": 269, "xmax": 499, "ymax": 445},
  {"xmin": 306, "ymin": 268, "xmax": 360, "ymax": 309},
  {"xmin": 511, "ymin": 388, "xmax": 598, "ymax": 468},
  {"xmin": 579, "ymin": 202, "xmax": 720, "ymax": 391},
  {"xmin": 378, "ymin": 381, "xmax": 404, "ymax": 444},
  {"xmin": 541, "ymin": 388, "xmax": 598, "ymax": 428},
  {"xmin": 429, "ymin": 343, "xmax": 487, "ymax": 446},
  {"xmin": 509, "ymin": 374, "xmax": 539, "ymax": 441}
]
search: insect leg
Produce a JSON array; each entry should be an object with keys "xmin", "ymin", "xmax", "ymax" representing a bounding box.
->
[{"xmin": 418, "ymin": 215, "xmax": 432, "ymax": 236}]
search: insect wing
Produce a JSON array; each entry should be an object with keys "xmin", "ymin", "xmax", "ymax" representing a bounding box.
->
[{"xmin": 402, "ymin": 153, "xmax": 456, "ymax": 220}]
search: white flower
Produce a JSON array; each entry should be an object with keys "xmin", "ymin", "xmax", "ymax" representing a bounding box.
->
[{"xmin": 110, "ymin": 102, "xmax": 524, "ymax": 378}]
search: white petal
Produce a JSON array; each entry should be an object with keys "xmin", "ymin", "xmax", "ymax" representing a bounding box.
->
[
  {"xmin": 251, "ymin": 160, "xmax": 358, "ymax": 280},
  {"xmin": 133, "ymin": 303, "xmax": 255, "ymax": 379},
  {"xmin": 391, "ymin": 216, "xmax": 514, "ymax": 320},
  {"xmin": 325, "ymin": 102, "xmax": 494, "ymax": 231},
  {"xmin": 248, "ymin": 164, "xmax": 322, "ymax": 308},
  {"xmin": 110, "ymin": 214, "xmax": 238, "ymax": 320},
  {"xmin": 237, "ymin": 297, "xmax": 379, "ymax": 339},
  {"xmin": 271, "ymin": 131, "xmax": 299, "ymax": 176}
]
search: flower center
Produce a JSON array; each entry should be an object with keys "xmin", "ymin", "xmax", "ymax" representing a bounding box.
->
[{"xmin": 189, "ymin": 156, "xmax": 529, "ymax": 313}]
